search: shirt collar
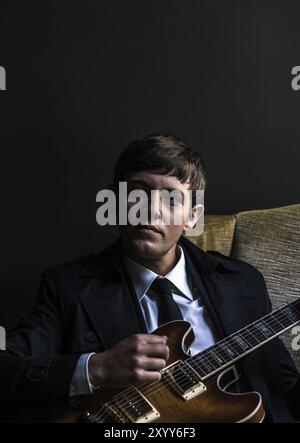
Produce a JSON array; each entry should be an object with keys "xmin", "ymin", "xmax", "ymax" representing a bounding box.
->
[{"xmin": 122, "ymin": 245, "xmax": 193, "ymax": 302}]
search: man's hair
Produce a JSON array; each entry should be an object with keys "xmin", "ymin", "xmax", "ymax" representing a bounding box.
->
[{"xmin": 113, "ymin": 134, "xmax": 207, "ymax": 206}]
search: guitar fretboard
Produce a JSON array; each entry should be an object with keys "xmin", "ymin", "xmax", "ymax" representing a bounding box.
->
[{"xmin": 189, "ymin": 299, "xmax": 300, "ymax": 379}]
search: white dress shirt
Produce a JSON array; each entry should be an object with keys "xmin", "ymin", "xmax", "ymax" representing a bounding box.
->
[
  {"xmin": 70, "ymin": 245, "xmax": 216, "ymax": 397},
  {"xmin": 122, "ymin": 245, "xmax": 216, "ymax": 355}
]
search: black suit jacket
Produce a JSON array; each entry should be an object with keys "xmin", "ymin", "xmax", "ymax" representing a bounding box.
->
[{"xmin": 4, "ymin": 236, "xmax": 300, "ymax": 422}]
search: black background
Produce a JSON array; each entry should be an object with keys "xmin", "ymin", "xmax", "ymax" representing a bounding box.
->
[{"xmin": 1, "ymin": 0, "xmax": 299, "ymax": 329}]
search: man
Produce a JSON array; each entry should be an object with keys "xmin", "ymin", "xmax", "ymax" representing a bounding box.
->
[{"xmin": 3, "ymin": 134, "xmax": 300, "ymax": 422}]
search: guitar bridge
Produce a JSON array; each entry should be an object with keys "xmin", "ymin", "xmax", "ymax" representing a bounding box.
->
[
  {"xmin": 94, "ymin": 387, "xmax": 160, "ymax": 423},
  {"xmin": 161, "ymin": 360, "xmax": 207, "ymax": 400}
]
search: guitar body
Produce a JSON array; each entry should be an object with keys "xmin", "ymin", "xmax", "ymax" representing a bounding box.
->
[{"xmin": 13, "ymin": 321, "xmax": 265, "ymax": 423}]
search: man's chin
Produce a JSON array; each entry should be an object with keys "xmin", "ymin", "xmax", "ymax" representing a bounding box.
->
[
  {"xmin": 128, "ymin": 237, "xmax": 162, "ymax": 258},
  {"xmin": 120, "ymin": 232, "xmax": 164, "ymax": 260}
]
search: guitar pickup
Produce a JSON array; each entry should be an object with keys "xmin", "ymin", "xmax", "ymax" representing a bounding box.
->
[
  {"xmin": 161, "ymin": 360, "xmax": 207, "ymax": 400},
  {"xmin": 105, "ymin": 387, "xmax": 160, "ymax": 423}
]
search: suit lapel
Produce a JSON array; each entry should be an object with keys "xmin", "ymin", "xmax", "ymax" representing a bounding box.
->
[
  {"xmin": 80, "ymin": 279, "xmax": 143, "ymax": 350},
  {"xmin": 183, "ymin": 249, "xmax": 227, "ymax": 339},
  {"xmin": 79, "ymin": 239, "xmax": 147, "ymax": 350},
  {"xmin": 179, "ymin": 236, "xmax": 261, "ymax": 339}
]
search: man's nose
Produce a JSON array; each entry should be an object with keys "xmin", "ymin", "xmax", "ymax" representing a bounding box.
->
[{"xmin": 150, "ymin": 191, "xmax": 162, "ymax": 221}]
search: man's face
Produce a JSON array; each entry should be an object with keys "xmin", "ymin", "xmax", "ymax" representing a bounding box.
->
[{"xmin": 118, "ymin": 171, "xmax": 201, "ymax": 261}]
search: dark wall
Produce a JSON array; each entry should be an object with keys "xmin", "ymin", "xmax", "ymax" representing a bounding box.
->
[{"xmin": 1, "ymin": 0, "xmax": 300, "ymax": 329}]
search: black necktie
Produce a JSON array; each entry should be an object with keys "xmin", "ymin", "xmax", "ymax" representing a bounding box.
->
[{"xmin": 150, "ymin": 277, "xmax": 183, "ymax": 326}]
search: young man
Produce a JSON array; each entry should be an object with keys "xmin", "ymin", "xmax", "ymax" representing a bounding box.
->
[{"xmin": 4, "ymin": 134, "xmax": 300, "ymax": 422}]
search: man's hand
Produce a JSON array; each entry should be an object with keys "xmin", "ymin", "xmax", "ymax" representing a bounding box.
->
[{"xmin": 88, "ymin": 334, "xmax": 169, "ymax": 388}]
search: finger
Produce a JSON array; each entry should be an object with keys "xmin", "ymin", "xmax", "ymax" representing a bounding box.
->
[
  {"xmin": 130, "ymin": 334, "xmax": 166, "ymax": 345},
  {"xmin": 144, "ymin": 343, "xmax": 169, "ymax": 360},
  {"xmin": 140, "ymin": 357, "xmax": 166, "ymax": 371},
  {"xmin": 135, "ymin": 369, "xmax": 162, "ymax": 384},
  {"xmin": 146, "ymin": 334, "xmax": 168, "ymax": 344}
]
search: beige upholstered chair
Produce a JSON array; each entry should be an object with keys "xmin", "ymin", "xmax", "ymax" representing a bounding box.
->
[{"xmin": 187, "ymin": 204, "xmax": 300, "ymax": 371}]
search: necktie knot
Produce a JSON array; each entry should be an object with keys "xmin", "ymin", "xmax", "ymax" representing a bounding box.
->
[
  {"xmin": 149, "ymin": 277, "xmax": 183, "ymax": 326},
  {"xmin": 150, "ymin": 277, "xmax": 173, "ymax": 297}
]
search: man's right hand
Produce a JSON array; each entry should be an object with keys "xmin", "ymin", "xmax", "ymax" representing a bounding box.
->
[{"xmin": 88, "ymin": 334, "xmax": 169, "ymax": 388}]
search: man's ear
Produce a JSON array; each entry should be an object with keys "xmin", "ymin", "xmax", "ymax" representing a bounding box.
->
[{"xmin": 184, "ymin": 204, "xmax": 204, "ymax": 230}]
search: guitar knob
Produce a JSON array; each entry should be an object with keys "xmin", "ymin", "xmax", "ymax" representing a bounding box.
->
[{"xmin": 82, "ymin": 410, "xmax": 93, "ymax": 423}]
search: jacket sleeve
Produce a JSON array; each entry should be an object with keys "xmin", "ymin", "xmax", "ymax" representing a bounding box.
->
[
  {"xmin": 0, "ymin": 353, "xmax": 29, "ymax": 402},
  {"xmin": 5, "ymin": 269, "xmax": 80, "ymax": 406}
]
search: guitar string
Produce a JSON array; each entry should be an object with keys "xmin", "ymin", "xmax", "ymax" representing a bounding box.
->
[
  {"xmin": 95, "ymin": 315, "xmax": 300, "ymax": 422},
  {"xmin": 94, "ymin": 307, "xmax": 299, "ymax": 422},
  {"xmin": 97, "ymin": 304, "xmax": 298, "ymax": 408},
  {"xmin": 93, "ymin": 307, "xmax": 299, "ymax": 422},
  {"xmin": 94, "ymin": 325, "xmax": 298, "ymax": 421},
  {"xmin": 95, "ymin": 298, "xmax": 299, "ymax": 412},
  {"xmin": 94, "ymin": 308, "xmax": 299, "ymax": 422}
]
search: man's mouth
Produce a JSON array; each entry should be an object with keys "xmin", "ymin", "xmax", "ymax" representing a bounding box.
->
[{"xmin": 134, "ymin": 225, "xmax": 163, "ymax": 235}]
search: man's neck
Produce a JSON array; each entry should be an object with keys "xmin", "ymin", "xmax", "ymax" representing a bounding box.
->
[{"xmin": 123, "ymin": 244, "xmax": 180, "ymax": 276}]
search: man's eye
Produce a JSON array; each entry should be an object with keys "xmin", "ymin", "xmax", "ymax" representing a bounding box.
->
[{"xmin": 161, "ymin": 196, "xmax": 181, "ymax": 207}]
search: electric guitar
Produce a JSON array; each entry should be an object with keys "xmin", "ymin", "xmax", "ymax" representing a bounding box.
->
[{"xmin": 15, "ymin": 298, "xmax": 300, "ymax": 423}]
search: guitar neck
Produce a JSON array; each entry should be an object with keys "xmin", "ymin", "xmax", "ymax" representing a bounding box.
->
[{"xmin": 189, "ymin": 299, "xmax": 300, "ymax": 379}]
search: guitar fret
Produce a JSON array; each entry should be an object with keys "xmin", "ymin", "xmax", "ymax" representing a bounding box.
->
[
  {"xmin": 229, "ymin": 335, "xmax": 250, "ymax": 354},
  {"xmin": 234, "ymin": 333, "xmax": 251, "ymax": 351},
  {"xmin": 189, "ymin": 359, "xmax": 212, "ymax": 377},
  {"xmin": 202, "ymin": 351, "xmax": 222, "ymax": 369},
  {"xmin": 189, "ymin": 301, "xmax": 300, "ymax": 380},
  {"xmin": 281, "ymin": 305, "xmax": 299, "ymax": 322},
  {"xmin": 211, "ymin": 348, "xmax": 227, "ymax": 364},
  {"xmin": 277, "ymin": 308, "xmax": 298, "ymax": 327},
  {"xmin": 250, "ymin": 323, "xmax": 270, "ymax": 342},
  {"xmin": 271, "ymin": 314, "xmax": 287, "ymax": 329},
  {"xmin": 214, "ymin": 344, "xmax": 233, "ymax": 363},
  {"xmin": 261, "ymin": 320, "xmax": 276, "ymax": 334},
  {"xmin": 242, "ymin": 328, "xmax": 260, "ymax": 347},
  {"xmin": 218, "ymin": 342, "xmax": 238, "ymax": 359},
  {"xmin": 195, "ymin": 361, "xmax": 212, "ymax": 376},
  {"xmin": 255, "ymin": 320, "xmax": 273, "ymax": 338},
  {"xmin": 265, "ymin": 317, "xmax": 283, "ymax": 333}
]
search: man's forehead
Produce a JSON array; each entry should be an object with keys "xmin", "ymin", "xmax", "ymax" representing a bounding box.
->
[{"xmin": 126, "ymin": 171, "xmax": 191, "ymax": 190}]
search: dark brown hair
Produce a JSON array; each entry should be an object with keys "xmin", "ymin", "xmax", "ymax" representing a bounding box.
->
[{"xmin": 113, "ymin": 134, "xmax": 207, "ymax": 206}]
